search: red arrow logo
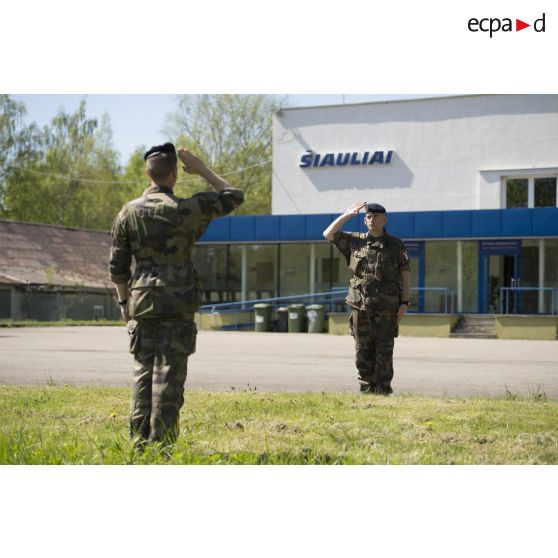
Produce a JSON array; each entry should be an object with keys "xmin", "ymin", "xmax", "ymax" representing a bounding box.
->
[{"xmin": 516, "ymin": 19, "xmax": 530, "ymax": 31}]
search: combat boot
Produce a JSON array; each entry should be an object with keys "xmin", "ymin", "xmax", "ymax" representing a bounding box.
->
[{"xmin": 359, "ymin": 383, "xmax": 375, "ymax": 394}]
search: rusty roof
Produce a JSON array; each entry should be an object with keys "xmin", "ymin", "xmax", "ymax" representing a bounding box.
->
[{"xmin": 0, "ymin": 220, "xmax": 114, "ymax": 289}]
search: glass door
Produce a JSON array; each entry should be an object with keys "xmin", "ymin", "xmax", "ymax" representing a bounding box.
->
[
  {"xmin": 404, "ymin": 241, "xmax": 424, "ymax": 312},
  {"xmin": 479, "ymin": 240, "xmax": 521, "ymax": 313}
]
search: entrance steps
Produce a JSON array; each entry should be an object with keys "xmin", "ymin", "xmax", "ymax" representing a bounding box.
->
[{"xmin": 450, "ymin": 315, "xmax": 497, "ymax": 339}]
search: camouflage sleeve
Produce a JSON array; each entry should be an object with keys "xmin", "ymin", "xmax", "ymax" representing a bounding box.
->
[
  {"xmin": 192, "ymin": 187, "xmax": 245, "ymax": 220},
  {"xmin": 398, "ymin": 240, "xmax": 411, "ymax": 272},
  {"xmin": 109, "ymin": 208, "xmax": 132, "ymax": 284},
  {"xmin": 330, "ymin": 231, "xmax": 353, "ymax": 266}
]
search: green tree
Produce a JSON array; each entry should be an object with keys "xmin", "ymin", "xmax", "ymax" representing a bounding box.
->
[
  {"xmin": 2, "ymin": 94, "xmax": 283, "ymax": 230},
  {"xmin": 0, "ymin": 95, "xmax": 25, "ymax": 184},
  {"xmin": 119, "ymin": 145, "xmax": 149, "ymax": 201},
  {"xmin": 85, "ymin": 113, "xmax": 129, "ymax": 229},
  {"xmin": 1, "ymin": 100, "xmax": 122, "ymax": 230},
  {"xmin": 0, "ymin": 95, "xmax": 41, "ymax": 215},
  {"xmin": 166, "ymin": 94, "xmax": 284, "ymax": 214}
]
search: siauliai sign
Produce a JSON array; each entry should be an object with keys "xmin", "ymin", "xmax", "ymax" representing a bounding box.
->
[{"xmin": 299, "ymin": 150, "xmax": 394, "ymax": 168}]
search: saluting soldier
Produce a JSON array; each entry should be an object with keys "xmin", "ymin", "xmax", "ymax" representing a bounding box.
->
[
  {"xmin": 109, "ymin": 143, "xmax": 244, "ymax": 447},
  {"xmin": 323, "ymin": 202, "xmax": 410, "ymax": 395}
]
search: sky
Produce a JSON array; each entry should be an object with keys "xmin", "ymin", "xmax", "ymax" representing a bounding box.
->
[{"xmin": 11, "ymin": 94, "xmax": 442, "ymax": 166}]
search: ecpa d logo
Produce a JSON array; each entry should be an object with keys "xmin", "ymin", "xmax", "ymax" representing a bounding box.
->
[{"xmin": 468, "ymin": 12, "xmax": 546, "ymax": 37}]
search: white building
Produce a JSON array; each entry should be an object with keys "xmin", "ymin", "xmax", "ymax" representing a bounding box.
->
[
  {"xmin": 189, "ymin": 95, "xmax": 558, "ymax": 317},
  {"xmin": 272, "ymin": 94, "xmax": 558, "ymax": 215}
]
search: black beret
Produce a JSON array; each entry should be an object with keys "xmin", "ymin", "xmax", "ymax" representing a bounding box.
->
[
  {"xmin": 144, "ymin": 142, "xmax": 177, "ymax": 161},
  {"xmin": 365, "ymin": 203, "xmax": 386, "ymax": 214}
]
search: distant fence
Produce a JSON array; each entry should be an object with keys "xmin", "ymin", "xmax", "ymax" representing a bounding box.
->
[
  {"xmin": 2, "ymin": 287, "xmax": 121, "ymax": 321},
  {"xmin": 0, "ymin": 289, "xmax": 11, "ymax": 319}
]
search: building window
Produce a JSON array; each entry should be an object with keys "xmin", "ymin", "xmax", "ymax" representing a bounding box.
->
[
  {"xmin": 461, "ymin": 241, "xmax": 478, "ymax": 313},
  {"xmin": 424, "ymin": 241, "xmax": 458, "ymax": 312},
  {"xmin": 520, "ymin": 239, "xmax": 540, "ymax": 314},
  {"xmin": 192, "ymin": 245, "xmax": 231, "ymax": 303},
  {"xmin": 321, "ymin": 255, "xmax": 338, "ymax": 285},
  {"xmin": 278, "ymin": 243, "xmax": 335, "ymax": 297},
  {"xmin": 315, "ymin": 244, "xmax": 335, "ymax": 291},
  {"xmin": 505, "ymin": 176, "xmax": 557, "ymax": 208},
  {"xmin": 506, "ymin": 179, "xmax": 528, "ymax": 208},
  {"xmin": 546, "ymin": 240, "xmax": 558, "ymax": 289},
  {"xmin": 535, "ymin": 177, "xmax": 557, "ymax": 207},
  {"xmin": 231, "ymin": 244, "xmax": 278, "ymax": 301},
  {"xmin": 279, "ymin": 244, "xmax": 310, "ymax": 297}
]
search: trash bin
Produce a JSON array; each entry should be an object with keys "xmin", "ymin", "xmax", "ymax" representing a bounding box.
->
[
  {"xmin": 306, "ymin": 304, "xmax": 325, "ymax": 333},
  {"xmin": 276, "ymin": 307, "xmax": 288, "ymax": 332},
  {"xmin": 254, "ymin": 303, "xmax": 272, "ymax": 332},
  {"xmin": 287, "ymin": 304, "xmax": 306, "ymax": 333}
]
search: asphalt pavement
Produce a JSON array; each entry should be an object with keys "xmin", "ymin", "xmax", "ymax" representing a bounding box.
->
[{"xmin": 1, "ymin": 327, "xmax": 557, "ymax": 397}]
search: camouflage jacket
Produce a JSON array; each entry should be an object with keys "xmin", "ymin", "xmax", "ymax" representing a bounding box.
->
[
  {"xmin": 109, "ymin": 184, "xmax": 244, "ymax": 318},
  {"xmin": 331, "ymin": 231, "xmax": 410, "ymax": 312}
]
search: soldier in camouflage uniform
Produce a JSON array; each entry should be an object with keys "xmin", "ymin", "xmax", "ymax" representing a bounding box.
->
[
  {"xmin": 109, "ymin": 143, "xmax": 244, "ymax": 446},
  {"xmin": 323, "ymin": 202, "xmax": 410, "ymax": 395}
]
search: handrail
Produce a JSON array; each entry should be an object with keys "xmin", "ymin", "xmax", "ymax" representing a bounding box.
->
[
  {"xmin": 200, "ymin": 289, "xmax": 348, "ymax": 314},
  {"xmin": 499, "ymin": 287, "xmax": 558, "ymax": 315},
  {"xmin": 200, "ymin": 286, "xmax": 456, "ymax": 315}
]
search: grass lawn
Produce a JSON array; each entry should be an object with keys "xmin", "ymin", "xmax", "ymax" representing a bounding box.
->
[{"xmin": 0, "ymin": 386, "xmax": 556, "ymax": 464}]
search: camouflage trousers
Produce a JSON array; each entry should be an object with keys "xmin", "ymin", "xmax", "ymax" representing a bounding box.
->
[
  {"xmin": 126, "ymin": 317, "xmax": 197, "ymax": 445},
  {"xmin": 349, "ymin": 308, "xmax": 398, "ymax": 394}
]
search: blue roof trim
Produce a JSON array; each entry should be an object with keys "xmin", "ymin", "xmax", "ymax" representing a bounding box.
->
[
  {"xmin": 532, "ymin": 207, "xmax": 558, "ymax": 236},
  {"xmin": 199, "ymin": 216, "xmax": 229, "ymax": 242},
  {"xmin": 415, "ymin": 211, "xmax": 443, "ymax": 238},
  {"xmin": 255, "ymin": 215, "xmax": 280, "ymax": 241},
  {"xmin": 472, "ymin": 210, "xmax": 502, "ymax": 237},
  {"xmin": 199, "ymin": 208, "xmax": 558, "ymax": 243},
  {"xmin": 443, "ymin": 211, "xmax": 472, "ymax": 237},
  {"xmin": 502, "ymin": 208, "xmax": 532, "ymax": 237},
  {"xmin": 280, "ymin": 215, "xmax": 305, "ymax": 240},
  {"xmin": 230, "ymin": 215, "xmax": 255, "ymax": 241},
  {"xmin": 306, "ymin": 214, "xmax": 332, "ymax": 240},
  {"xmin": 388, "ymin": 212, "xmax": 414, "ymax": 238}
]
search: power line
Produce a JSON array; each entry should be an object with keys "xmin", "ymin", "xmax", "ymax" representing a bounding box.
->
[{"xmin": 5, "ymin": 159, "xmax": 272, "ymax": 186}]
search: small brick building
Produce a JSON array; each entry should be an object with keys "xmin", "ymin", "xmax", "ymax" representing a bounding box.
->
[{"xmin": 0, "ymin": 219, "xmax": 120, "ymax": 321}]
